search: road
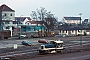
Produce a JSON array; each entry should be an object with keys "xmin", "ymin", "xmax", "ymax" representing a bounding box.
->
[
  {"xmin": 24, "ymin": 51, "xmax": 90, "ymax": 60},
  {"xmin": 0, "ymin": 36, "xmax": 90, "ymax": 49},
  {"xmin": 0, "ymin": 38, "xmax": 40, "ymax": 48}
]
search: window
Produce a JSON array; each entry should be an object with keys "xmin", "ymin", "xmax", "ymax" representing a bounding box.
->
[
  {"xmin": 13, "ymin": 21, "xmax": 17, "ymax": 24},
  {"xmin": 78, "ymin": 30, "xmax": 81, "ymax": 32},
  {"xmin": 10, "ymin": 13, "xmax": 12, "ymax": 16},
  {"xmin": 6, "ymin": 26, "xmax": 9, "ymax": 29},
  {"xmin": 5, "ymin": 13, "xmax": 6, "ymax": 16},
  {"xmin": 60, "ymin": 30, "xmax": 61, "ymax": 33},
  {"xmin": 66, "ymin": 30, "xmax": 67, "ymax": 33},
  {"xmin": 28, "ymin": 23, "xmax": 29, "ymax": 25},
  {"xmin": 57, "ymin": 43, "xmax": 63, "ymax": 48}
]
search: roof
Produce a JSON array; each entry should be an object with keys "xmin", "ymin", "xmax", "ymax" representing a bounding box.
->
[
  {"xmin": 26, "ymin": 20, "xmax": 37, "ymax": 24},
  {"xmin": 0, "ymin": 4, "xmax": 15, "ymax": 12},
  {"xmin": 15, "ymin": 17, "xmax": 31, "ymax": 21},
  {"xmin": 36, "ymin": 21, "xmax": 43, "ymax": 24},
  {"xmin": 45, "ymin": 18, "xmax": 57, "ymax": 22},
  {"xmin": 54, "ymin": 40, "xmax": 63, "ymax": 43},
  {"xmin": 61, "ymin": 27, "xmax": 90, "ymax": 30},
  {"xmin": 64, "ymin": 17, "xmax": 81, "ymax": 20},
  {"xmin": 83, "ymin": 19, "xmax": 88, "ymax": 22},
  {"xmin": 49, "ymin": 40, "xmax": 63, "ymax": 43}
]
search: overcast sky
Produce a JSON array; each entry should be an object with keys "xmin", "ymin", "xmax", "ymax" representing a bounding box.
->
[{"xmin": 0, "ymin": 0, "xmax": 90, "ymax": 21}]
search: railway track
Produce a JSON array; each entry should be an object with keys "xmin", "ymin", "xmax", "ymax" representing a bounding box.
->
[
  {"xmin": 0, "ymin": 49, "xmax": 38, "ymax": 58},
  {"xmin": 0, "ymin": 41, "xmax": 90, "ymax": 60}
]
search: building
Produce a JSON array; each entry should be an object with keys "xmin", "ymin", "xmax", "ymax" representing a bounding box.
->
[
  {"xmin": 0, "ymin": 4, "xmax": 15, "ymax": 36},
  {"xmin": 57, "ymin": 17, "xmax": 90, "ymax": 36},
  {"xmin": 62, "ymin": 17, "xmax": 81, "ymax": 24},
  {"xmin": 82, "ymin": 19, "xmax": 90, "ymax": 24},
  {"xmin": 13, "ymin": 17, "xmax": 31, "ymax": 28},
  {"xmin": 59, "ymin": 27, "xmax": 90, "ymax": 36}
]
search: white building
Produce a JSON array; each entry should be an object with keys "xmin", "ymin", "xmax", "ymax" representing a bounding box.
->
[
  {"xmin": 62, "ymin": 17, "xmax": 81, "ymax": 24},
  {"xmin": 0, "ymin": 4, "xmax": 15, "ymax": 36},
  {"xmin": 14, "ymin": 17, "xmax": 31, "ymax": 28}
]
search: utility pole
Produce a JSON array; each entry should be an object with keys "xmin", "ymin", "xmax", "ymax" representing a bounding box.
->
[
  {"xmin": 20, "ymin": 15, "xmax": 23, "ymax": 39},
  {"xmin": 79, "ymin": 13, "xmax": 82, "ymax": 46}
]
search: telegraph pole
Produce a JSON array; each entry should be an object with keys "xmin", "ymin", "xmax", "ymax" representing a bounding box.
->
[
  {"xmin": 79, "ymin": 13, "xmax": 82, "ymax": 46},
  {"xmin": 20, "ymin": 15, "xmax": 23, "ymax": 39}
]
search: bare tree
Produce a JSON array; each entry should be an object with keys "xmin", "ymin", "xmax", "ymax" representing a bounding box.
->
[
  {"xmin": 30, "ymin": 7, "xmax": 57, "ymax": 28},
  {"xmin": 30, "ymin": 7, "xmax": 58, "ymax": 36}
]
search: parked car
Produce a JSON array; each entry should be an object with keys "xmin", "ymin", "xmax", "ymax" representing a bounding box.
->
[
  {"xmin": 22, "ymin": 40, "xmax": 32, "ymax": 46},
  {"xmin": 19, "ymin": 35, "xmax": 27, "ymax": 39},
  {"xmin": 38, "ymin": 39, "xmax": 49, "ymax": 44}
]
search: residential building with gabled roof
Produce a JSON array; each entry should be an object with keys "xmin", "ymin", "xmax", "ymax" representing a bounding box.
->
[
  {"xmin": 13, "ymin": 17, "xmax": 31, "ymax": 28},
  {"xmin": 58, "ymin": 17, "xmax": 90, "ymax": 36},
  {"xmin": 15, "ymin": 17, "xmax": 31, "ymax": 22},
  {"xmin": 0, "ymin": 4, "xmax": 15, "ymax": 36},
  {"xmin": 0, "ymin": 4, "xmax": 15, "ymax": 12},
  {"xmin": 62, "ymin": 17, "xmax": 81, "ymax": 24}
]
